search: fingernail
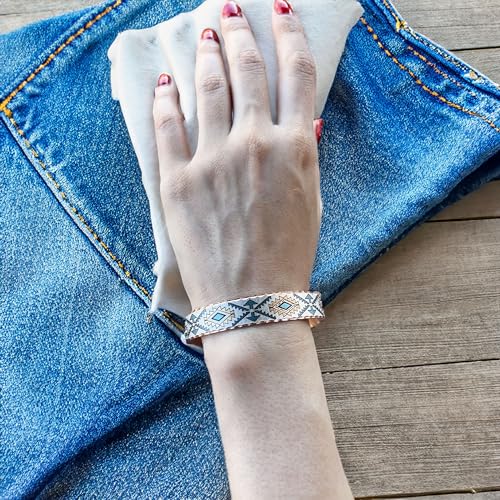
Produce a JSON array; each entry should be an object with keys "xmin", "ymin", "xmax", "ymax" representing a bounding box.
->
[
  {"xmin": 157, "ymin": 73, "xmax": 171, "ymax": 86},
  {"xmin": 201, "ymin": 28, "xmax": 220, "ymax": 43},
  {"xmin": 314, "ymin": 118, "xmax": 324, "ymax": 144},
  {"xmin": 274, "ymin": 0, "xmax": 293, "ymax": 15},
  {"xmin": 222, "ymin": 1, "xmax": 242, "ymax": 18}
]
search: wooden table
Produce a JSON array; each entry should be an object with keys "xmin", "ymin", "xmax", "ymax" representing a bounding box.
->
[{"xmin": 2, "ymin": 1, "xmax": 499, "ymax": 498}]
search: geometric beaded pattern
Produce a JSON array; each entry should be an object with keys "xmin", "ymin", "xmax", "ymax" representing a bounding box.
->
[{"xmin": 182, "ymin": 291, "xmax": 325, "ymax": 344}]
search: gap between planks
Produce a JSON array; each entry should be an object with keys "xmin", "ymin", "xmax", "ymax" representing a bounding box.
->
[
  {"xmin": 357, "ymin": 489, "xmax": 500, "ymax": 499},
  {"xmin": 1, "ymin": 0, "xmax": 499, "ymax": 53},
  {"xmin": 314, "ymin": 218, "xmax": 500, "ymax": 372},
  {"xmin": 326, "ymin": 359, "xmax": 500, "ymax": 497},
  {"xmin": 396, "ymin": 0, "xmax": 500, "ymax": 51}
]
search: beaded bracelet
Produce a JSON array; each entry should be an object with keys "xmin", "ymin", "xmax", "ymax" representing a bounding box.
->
[{"xmin": 182, "ymin": 291, "xmax": 325, "ymax": 344}]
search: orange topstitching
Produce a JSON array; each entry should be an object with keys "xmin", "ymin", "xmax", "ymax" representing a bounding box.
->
[
  {"xmin": 0, "ymin": 0, "xmax": 185, "ymax": 332},
  {"xmin": 359, "ymin": 17, "xmax": 500, "ymax": 133},
  {"xmin": 1, "ymin": 4, "xmax": 498, "ymax": 335},
  {"xmin": 0, "ymin": 0, "xmax": 122, "ymax": 114},
  {"xmin": 380, "ymin": 0, "xmax": 477, "ymax": 74},
  {"xmin": 406, "ymin": 45, "xmax": 478, "ymax": 98}
]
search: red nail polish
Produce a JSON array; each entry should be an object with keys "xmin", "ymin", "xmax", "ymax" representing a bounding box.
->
[
  {"xmin": 274, "ymin": 0, "xmax": 293, "ymax": 15},
  {"xmin": 157, "ymin": 73, "xmax": 171, "ymax": 86},
  {"xmin": 314, "ymin": 118, "xmax": 324, "ymax": 144},
  {"xmin": 201, "ymin": 28, "xmax": 220, "ymax": 43},
  {"xmin": 222, "ymin": 1, "xmax": 242, "ymax": 18}
]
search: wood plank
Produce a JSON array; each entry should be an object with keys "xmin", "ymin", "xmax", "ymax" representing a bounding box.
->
[
  {"xmin": 3, "ymin": 3, "xmax": 500, "ymax": 500},
  {"xmin": 2, "ymin": 1, "xmax": 499, "ymax": 84},
  {"xmin": 314, "ymin": 219, "xmax": 500, "ymax": 372},
  {"xmin": 452, "ymin": 48, "xmax": 500, "ymax": 84},
  {"xmin": 326, "ymin": 360, "xmax": 500, "ymax": 497},
  {"xmin": 0, "ymin": 0, "xmax": 98, "ymax": 33},
  {"xmin": 2, "ymin": 0, "xmax": 500, "ymax": 53},
  {"xmin": 396, "ymin": 0, "xmax": 500, "ymax": 51},
  {"xmin": 0, "ymin": 0, "xmax": 96, "ymax": 13},
  {"xmin": 431, "ymin": 181, "xmax": 500, "ymax": 221},
  {"xmin": 390, "ymin": 493, "xmax": 500, "ymax": 500}
]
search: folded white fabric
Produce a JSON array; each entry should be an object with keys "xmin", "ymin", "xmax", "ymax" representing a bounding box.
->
[{"xmin": 107, "ymin": 0, "xmax": 363, "ymax": 318}]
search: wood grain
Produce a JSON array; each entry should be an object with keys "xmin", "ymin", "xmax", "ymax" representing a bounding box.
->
[
  {"xmin": 452, "ymin": 48, "xmax": 500, "ymax": 84},
  {"xmin": 326, "ymin": 360, "xmax": 500, "ymax": 497},
  {"xmin": 390, "ymin": 494, "xmax": 500, "ymax": 500},
  {"xmin": 431, "ymin": 181, "xmax": 500, "ymax": 221},
  {"xmin": 314, "ymin": 219, "xmax": 500, "ymax": 372},
  {"xmin": 0, "ymin": 0, "xmax": 97, "ymax": 33},
  {"xmin": 1, "ymin": 0, "xmax": 499, "ymax": 84},
  {"xmin": 397, "ymin": 0, "xmax": 500, "ymax": 51},
  {"xmin": 2, "ymin": 1, "xmax": 500, "ymax": 498},
  {"xmin": 2, "ymin": 0, "xmax": 500, "ymax": 53}
]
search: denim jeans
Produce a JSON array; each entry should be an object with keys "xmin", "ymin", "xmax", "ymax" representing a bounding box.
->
[{"xmin": 1, "ymin": 0, "xmax": 499, "ymax": 497}]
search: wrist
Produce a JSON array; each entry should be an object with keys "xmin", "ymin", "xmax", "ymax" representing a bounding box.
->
[{"xmin": 202, "ymin": 319, "xmax": 315, "ymax": 376}]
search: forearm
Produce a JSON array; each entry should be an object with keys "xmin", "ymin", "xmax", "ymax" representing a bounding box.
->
[{"xmin": 202, "ymin": 320, "xmax": 353, "ymax": 500}]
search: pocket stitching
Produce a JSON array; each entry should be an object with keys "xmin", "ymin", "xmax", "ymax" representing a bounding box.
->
[
  {"xmin": 2, "ymin": 110, "xmax": 186, "ymax": 334},
  {"xmin": 406, "ymin": 45, "xmax": 479, "ymax": 99},
  {"xmin": 0, "ymin": 0, "xmax": 123, "ymax": 114},
  {"xmin": 359, "ymin": 16, "xmax": 500, "ymax": 134}
]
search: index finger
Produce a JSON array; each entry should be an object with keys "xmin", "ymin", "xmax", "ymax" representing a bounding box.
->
[{"xmin": 272, "ymin": 0, "xmax": 317, "ymax": 127}]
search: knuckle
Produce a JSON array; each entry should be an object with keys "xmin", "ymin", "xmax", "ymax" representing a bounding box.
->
[
  {"xmin": 288, "ymin": 50, "xmax": 316, "ymax": 83},
  {"xmin": 187, "ymin": 159, "xmax": 222, "ymax": 192},
  {"xmin": 245, "ymin": 127, "xmax": 272, "ymax": 157},
  {"xmin": 160, "ymin": 170, "xmax": 192, "ymax": 203},
  {"xmin": 288, "ymin": 127, "xmax": 315, "ymax": 157},
  {"xmin": 276, "ymin": 17, "xmax": 304, "ymax": 35},
  {"xmin": 196, "ymin": 159, "xmax": 216, "ymax": 180},
  {"xmin": 198, "ymin": 73, "xmax": 227, "ymax": 96},
  {"xmin": 154, "ymin": 110, "xmax": 183, "ymax": 134},
  {"xmin": 237, "ymin": 49, "xmax": 266, "ymax": 74},
  {"xmin": 198, "ymin": 41, "xmax": 221, "ymax": 54},
  {"xmin": 224, "ymin": 20, "xmax": 251, "ymax": 34},
  {"xmin": 242, "ymin": 96, "xmax": 265, "ymax": 116}
]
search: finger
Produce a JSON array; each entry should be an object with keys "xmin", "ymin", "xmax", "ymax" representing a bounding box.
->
[
  {"xmin": 220, "ymin": 1, "xmax": 272, "ymax": 126},
  {"xmin": 195, "ymin": 28, "xmax": 231, "ymax": 150},
  {"xmin": 272, "ymin": 0, "xmax": 317, "ymax": 127},
  {"xmin": 153, "ymin": 73, "xmax": 191, "ymax": 175}
]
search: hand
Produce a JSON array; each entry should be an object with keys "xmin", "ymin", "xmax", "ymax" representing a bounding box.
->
[
  {"xmin": 153, "ymin": 0, "xmax": 322, "ymax": 314},
  {"xmin": 151, "ymin": 6, "xmax": 354, "ymax": 496}
]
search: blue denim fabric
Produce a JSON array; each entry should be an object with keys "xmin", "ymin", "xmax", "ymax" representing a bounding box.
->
[{"xmin": 1, "ymin": 0, "xmax": 499, "ymax": 497}]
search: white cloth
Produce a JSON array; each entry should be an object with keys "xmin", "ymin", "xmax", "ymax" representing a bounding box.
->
[{"xmin": 107, "ymin": 0, "xmax": 363, "ymax": 318}]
